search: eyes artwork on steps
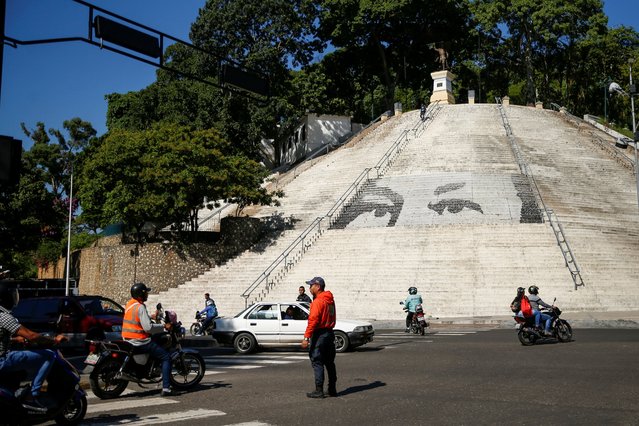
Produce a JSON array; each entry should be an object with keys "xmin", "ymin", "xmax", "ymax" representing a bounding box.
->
[{"xmin": 331, "ymin": 173, "xmax": 542, "ymax": 229}]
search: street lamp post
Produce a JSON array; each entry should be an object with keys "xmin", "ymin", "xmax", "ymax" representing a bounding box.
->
[
  {"xmin": 629, "ymin": 59, "xmax": 638, "ymax": 212},
  {"xmin": 609, "ymin": 58, "xmax": 639, "ymax": 212},
  {"xmin": 65, "ymin": 164, "xmax": 73, "ymax": 296}
]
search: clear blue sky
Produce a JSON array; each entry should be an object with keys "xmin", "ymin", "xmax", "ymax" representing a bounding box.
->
[{"xmin": 1, "ymin": 0, "xmax": 637, "ymax": 148}]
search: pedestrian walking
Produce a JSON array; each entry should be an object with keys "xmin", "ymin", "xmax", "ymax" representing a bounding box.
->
[{"xmin": 300, "ymin": 276, "xmax": 337, "ymax": 398}]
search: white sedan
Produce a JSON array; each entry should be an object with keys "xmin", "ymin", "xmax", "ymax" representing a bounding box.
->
[{"xmin": 212, "ymin": 301, "xmax": 375, "ymax": 354}]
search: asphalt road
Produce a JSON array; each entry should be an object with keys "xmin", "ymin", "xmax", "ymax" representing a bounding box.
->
[{"xmin": 69, "ymin": 327, "xmax": 639, "ymax": 425}]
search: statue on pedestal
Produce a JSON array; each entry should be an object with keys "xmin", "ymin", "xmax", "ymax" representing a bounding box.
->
[{"xmin": 428, "ymin": 42, "xmax": 449, "ymax": 70}]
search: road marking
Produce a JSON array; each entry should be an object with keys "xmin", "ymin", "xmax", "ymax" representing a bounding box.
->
[
  {"xmin": 86, "ymin": 397, "xmax": 178, "ymax": 414},
  {"xmin": 433, "ymin": 333, "xmax": 470, "ymax": 336},
  {"xmin": 223, "ymin": 422, "xmax": 272, "ymax": 426},
  {"xmin": 85, "ymin": 408, "xmax": 225, "ymax": 425},
  {"xmin": 224, "ymin": 365, "xmax": 263, "ymax": 369},
  {"xmin": 86, "ymin": 389, "xmax": 136, "ymax": 400}
]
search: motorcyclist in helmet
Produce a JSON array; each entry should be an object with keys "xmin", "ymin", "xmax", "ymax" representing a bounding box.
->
[
  {"xmin": 514, "ymin": 286, "xmax": 541, "ymax": 327},
  {"xmin": 527, "ymin": 285, "xmax": 553, "ymax": 336},
  {"xmin": 122, "ymin": 283, "xmax": 173, "ymax": 396},
  {"xmin": 403, "ymin": 287, "xmax": 423, "ymax": 332},
  {"xmin": 0, "ymin": 281, "xmax": 67, "ymax": 411}
]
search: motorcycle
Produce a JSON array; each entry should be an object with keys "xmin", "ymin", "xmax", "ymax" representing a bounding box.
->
[
  {"xmin": 85, "ymin": 313, "xmax": 205, "ymax": 399},
  {"xmin": 0, "ymin": 347, "xmax": 87, "ymax": 425},
  {"xmin": 514, "ymin": 301, "xmax": 573, "ymax": 346},
  {"xmin": 190, "ymin": 311, "xmax": 216, "ymax": 336},
  {"xmin": 400, "ymin": 302, "xmax": 429, "ymax": 335}
]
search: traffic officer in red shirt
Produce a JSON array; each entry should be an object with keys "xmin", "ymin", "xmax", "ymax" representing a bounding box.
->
[{"xmin": 301, "ymin": 276, "xmax": 337, "ymax": 398}]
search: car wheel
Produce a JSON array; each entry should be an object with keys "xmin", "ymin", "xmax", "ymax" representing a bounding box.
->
[
  {"xmin": 334, "ymin": 331, "xmax": 349, "ymax": 353},
  {"xmin": 233, "ymin": 332, "xmax": 257, "ymax": 354}
]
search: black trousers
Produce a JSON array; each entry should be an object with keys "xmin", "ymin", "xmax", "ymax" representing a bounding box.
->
[{"xmin": 309, "ymin": 329, "xmax": 337, "ymax": 388}]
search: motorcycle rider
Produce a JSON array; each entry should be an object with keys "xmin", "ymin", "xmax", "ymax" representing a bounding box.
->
[
  {"xmin": 0, "ymin": 281, "xmax": 67, "ymax": 411},
  {"xmin": 404, "ymin": 287, "xmax": 423, "ymax": 332},
  {"xmin": 122, "ymin": 283, "xmax": 173, "ymax": 396},
  {"xmin": 528, "ymin": 285, "xmax": 553, "ymax": 336},
  {"xmin": 196, "ymin": 302, "xmax": 218, "ymax": 334},
  {"xmin": 514, "ymin": 287, "xmax": 541, "ymax": 326},
  {"xmin": 204, "ymin": 293, "xmax": 215, "ymax": 308}
]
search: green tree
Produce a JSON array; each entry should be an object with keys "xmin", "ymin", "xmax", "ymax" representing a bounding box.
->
[
  {"xmin": 471, "ymin": 0, "xmax": 608, "ymax": 106},
  {"xmin": 316, "ymin": 0, "xmax": 473, "ymax": 110},
  {"xmin": 0, "ymin": 118, "xmax": 97, "ymax": 276},
  {"xmin": 77, "ymin": 124, "xmax": 280, "ymax": 240}
]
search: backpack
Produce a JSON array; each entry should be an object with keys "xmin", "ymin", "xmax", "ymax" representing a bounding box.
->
[
  {"xmin": 520, "ymin": 296, "xmax": 533, "ymax": 318},
  {"xmin": 510, "ymin": 297, "xmax": 521, "ymax": 313}
]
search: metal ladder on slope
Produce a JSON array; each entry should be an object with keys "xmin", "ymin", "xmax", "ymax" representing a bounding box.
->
[{"xmin": 495, "ymin": 98, "xmax": 585, "ymax": 290}]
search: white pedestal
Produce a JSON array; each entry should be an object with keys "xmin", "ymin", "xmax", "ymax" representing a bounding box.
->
[{"xmin": 430, "ymin": 70, "xmax": 456, "ymax": 104}]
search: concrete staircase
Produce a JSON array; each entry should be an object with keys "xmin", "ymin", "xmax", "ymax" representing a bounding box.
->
[
  {"xmin": 151, "ymin": 104, "xmax": 639, "ymax": 322},
  {"xmin": 149, "ymin": 111, "xmax": 422, "ymax": 319}
]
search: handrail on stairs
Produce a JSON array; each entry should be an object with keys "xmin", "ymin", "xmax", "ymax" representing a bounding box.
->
[{"xmin": 241, "ymin": 102, "xmax": 442, "ymax": 306}]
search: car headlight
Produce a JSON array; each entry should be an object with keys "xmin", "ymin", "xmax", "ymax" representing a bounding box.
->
[{"xmin": 353, "ymin": 326, "xmax": 366, "ymax": 333}]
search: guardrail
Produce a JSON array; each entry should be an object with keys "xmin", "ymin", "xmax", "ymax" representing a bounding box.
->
[{"xmin": 241, "ymin": 102, "xmax": 442, "ymax": 306}]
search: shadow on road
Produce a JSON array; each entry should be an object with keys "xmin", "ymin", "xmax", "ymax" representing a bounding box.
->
[{"xmin": 338, "ymin": 380, "xmax": 386, "ymax": 396}]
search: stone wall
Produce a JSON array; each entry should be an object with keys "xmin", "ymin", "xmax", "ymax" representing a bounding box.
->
[{"xmin": 75, "ymin": 216, "xmax": 266, "ymax": 305}]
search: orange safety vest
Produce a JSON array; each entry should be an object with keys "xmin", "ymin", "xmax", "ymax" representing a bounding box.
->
[{"xmin": 122, "ymin": 298, "xmax": 150, "ymax": 340}]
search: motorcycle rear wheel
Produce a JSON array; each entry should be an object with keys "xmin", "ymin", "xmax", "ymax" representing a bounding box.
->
[
  {"xmin": 419, "ymin": 323, "xmax": 425, "ymax": 335},
  {"xmin": 54, "ymin": 394, "xmax": 87, "ymax": 425},
  {"xmin": 518, "ymin": 329, "xmax": 536, "ymax": 346},
  {"xmin": 89, "ymin": 359, "xmax": 129, "ymax": 399},
  {"xmin": 555, "ymin": 320, "xmax": 573, "ymax": 342},
  {"xmin": 190, "ymin": 323, "xmax": 203, "ymax": 336},
  {"xmin": 170, "ymin": 353, "xmax": 205, "ymax": 389}
]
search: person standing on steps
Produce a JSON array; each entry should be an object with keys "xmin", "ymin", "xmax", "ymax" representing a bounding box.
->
[
  {"xmin": 296, "ymin": 286, "xmax": 312, "ymax": 303},
  {"xmin": 301, "ymin": 276, "xmax": 338, "ymax": 398}
]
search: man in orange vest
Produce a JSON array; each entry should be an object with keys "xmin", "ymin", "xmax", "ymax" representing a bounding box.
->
[
  {"xmin": 122, "ymin": 282, "xmax": 173, "ymax": 396},
  {"xmin": 301, "ymin": 276, "xmax": 337, "ymax": 398}
]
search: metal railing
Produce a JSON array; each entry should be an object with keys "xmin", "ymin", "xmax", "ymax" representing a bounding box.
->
[
  {"xmin": 496, "ymin": 97, "xmax": 585, "ymax": 290},
  {"xmin": 241, "ymin": 102, "xmax": 442, "ymax": 306}
]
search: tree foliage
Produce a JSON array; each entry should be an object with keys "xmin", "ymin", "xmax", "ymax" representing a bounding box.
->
[{"xmin": 77, "ymin": 123, "xmax": 278, "ymax": 239}]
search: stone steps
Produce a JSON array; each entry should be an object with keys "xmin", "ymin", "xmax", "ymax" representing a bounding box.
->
[{"xmin": 151, "ymin": 104, "xmax": 639, "ymax": 322}]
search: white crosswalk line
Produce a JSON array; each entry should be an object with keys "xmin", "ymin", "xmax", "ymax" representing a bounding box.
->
[
  {"xmin": 86, "ymin": 389, "xmax": 136, "ymax": 400},
  {"xmin": 86, "ymin": 397, "xmax": 178, "ymax": 414},
  {"xmin": 84, "ymin": 408, "xmax": 225, "ymax": 425},
  {"xmin": 223, "ymin": 422, "xmax": 272, "ymax": 426},
  {"xmin": 225, "ymin": 365, "xmax": 263, "ymax": 369}
]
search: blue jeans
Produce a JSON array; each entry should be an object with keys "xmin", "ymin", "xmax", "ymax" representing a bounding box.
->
[
  {"xmin": 517, "ymin": 309, "xmax": 541, "ymax": 327},
  {"xmin": 142, "ymin": 341, "xmax": 171, "ymax": 389},
  {"xmin": 539, "ymin": 312, "xmax": 552, "ymax": 331},
  {"xmin": 0, "ymin": 349, "xmax": 56, "ymax": 396},
  {"xmin": 309, "ymin": 329, "xmax": 337, "ymax": 389}
]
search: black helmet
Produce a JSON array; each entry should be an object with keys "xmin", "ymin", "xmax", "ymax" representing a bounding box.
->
[
  {"xmin": 0, "ymin": 280, "xmax": 20, "ymax": 310},
  {"xmin": 528, "ymin": 285, "xmax": 539, "ymax": 295},
  {"xmin": 408, "ymin": 287, "xmax": 418, "ymax": 295},
  {"xmin": 131, "ymin": 282, "xmax": 152, "ymax": 300}
]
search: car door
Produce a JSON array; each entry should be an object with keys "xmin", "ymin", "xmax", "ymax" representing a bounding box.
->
[
  {"xmin": 279, "ymin": 303, "xmax": 309, "ymax": 344},
  {"xmin": 244, "ymin": 303, "xmax": 281, "ymax": 345}
]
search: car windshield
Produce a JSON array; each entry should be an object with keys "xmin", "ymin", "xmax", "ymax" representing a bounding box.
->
[{"xmin": 78, "ymin": 297, "xmax": 123, "ymax": 315}]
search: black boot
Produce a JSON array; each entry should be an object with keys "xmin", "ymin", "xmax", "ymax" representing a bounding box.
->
[
  {"xmin": 306, "ymin": 385, "xmax": 325, "ymax": 398},
  {"xmin": 327, "ymin": 384, "xmax": 337, "ymax": 397}
]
